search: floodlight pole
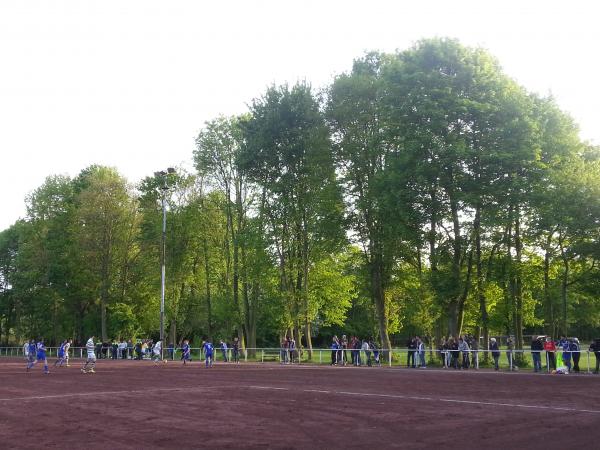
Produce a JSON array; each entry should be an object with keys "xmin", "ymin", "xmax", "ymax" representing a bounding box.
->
[
  {"xmin": 156, "ymin": 168, "xmax": 175, "ymax": 360},
  {"xmin": 160, "ymin": 187, "xmax": 167, "ymax": 354}
]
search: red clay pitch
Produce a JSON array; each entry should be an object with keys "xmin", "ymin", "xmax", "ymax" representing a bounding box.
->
[{"xmin": 1, "ymin": 358, "xmax": 599, "ymax": 449}]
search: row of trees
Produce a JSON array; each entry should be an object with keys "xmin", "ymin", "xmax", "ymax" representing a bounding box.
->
[{"xmin": 1, "ymin": 38, "xmax": 600, "ymax": 352}]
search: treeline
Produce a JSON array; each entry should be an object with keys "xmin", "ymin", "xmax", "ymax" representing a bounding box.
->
[{"xmin": 2, "ymin": 38, "xmax": 600, "ymax": 351}]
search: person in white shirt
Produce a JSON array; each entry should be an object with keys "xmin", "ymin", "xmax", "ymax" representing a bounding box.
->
[
  {"xmin": 153, "ymin": 340, "xmax": 165, "ymax": 364},
  {"xmin": 81, "ymin": 336, "xmax": 96, "ymax": 374}
]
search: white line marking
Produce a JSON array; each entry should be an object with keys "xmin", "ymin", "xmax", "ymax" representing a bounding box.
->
[
  {"xmin": 0, "ymin": 386, "xmax": 228, "ymax": 402},
  {"xmin": 249, "ymin": 385, "xmax": 288, "ymax": 391},
  {"xmin": 3, "ymin": 382, "xmax": 599, "ymax": 416},
  {"xmin": 244, "ymin": 385, "xmax": 600, "ymax": 415}
]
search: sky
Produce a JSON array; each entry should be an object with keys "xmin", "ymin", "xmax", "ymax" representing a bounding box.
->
[{"xmin": 1, "ymin": 0, "xmax": 599, "ymax": 231}]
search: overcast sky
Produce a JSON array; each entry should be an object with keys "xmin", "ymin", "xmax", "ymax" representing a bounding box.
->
[{"xmin": 1, "ymin": 0, "xmax": 598, "ymax": 231}]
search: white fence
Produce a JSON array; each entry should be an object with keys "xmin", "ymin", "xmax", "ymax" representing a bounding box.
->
[{"xmin": 2, "ymin": 346, "xmax": 598, "ymax": 373}]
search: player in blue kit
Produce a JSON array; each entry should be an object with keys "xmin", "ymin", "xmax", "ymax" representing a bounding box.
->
[
  {"xmin": 27, "ymin": 339, "xmax": 50, "ymax": 374},
  {"xmin": 202, "ymin": 339, "xmax": 214, "ymax": 368},
  {"xmin": 54, "ymin": 339, "xmax": 71, "ymax": 368},
  {"xmin": 181, "ymin": 339, "xmax": 191, "ymax": 365}
]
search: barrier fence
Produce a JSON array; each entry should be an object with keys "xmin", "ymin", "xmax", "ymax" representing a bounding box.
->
[{"xmin": 1, "ymin": 346, "xmax": 599, "ymax": 373}]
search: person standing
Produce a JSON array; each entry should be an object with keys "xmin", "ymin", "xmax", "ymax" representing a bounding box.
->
[
  {"xmin": 81, "ymin": 336, "xmax": 96, "ymax": 374},
  {"xmin": 362, "ymin": 339, "xmax": 371, "ymax": 367},
  {"xmin": 531, "ymin": 336, "xmax": 544, "ymax": 373},
  {"xmin": 570, "ymin": 338, "xmax": 581, "ymax": 373},
  {"xmin": 559, "ymin": 336, "xmax": 572, "ymax": 372},
  {"xmin": 181, "ymin": 339, "xmax": 191, "ymax": 365},
  {"xmin": 152, "ymin": 340, "xmax": 163, "ymax": 364},
  {"xmin": 289, "ymin": 337, "xmax": 297, "ymax": 364},
  {"xmin": 407, "ymin": 337, "xmax": 416, "ymax": 368},
  {"xmin": 506, "ymin": 336, "xmax": 516, "ymax": 371},
  {"xmin": 331, "ymin": 336, "xmax": 340, "ymax": 365},
  {"xmin": 280, "ymin": 338, "xmax": 289, "ymax": 364},
  {"xmin": 202, "ymin": 339, "xmax": 214, "ymax": 368},
  {"xmin": 416, "ymin": 337, "xmax": 426, "ymax": 369},
  {"xmin": 23, "ymin": 340, "xmax": 30, "ymax": 361},
  {"xmin": 449, "ymin": 337, "xmax": 459, "ymax": 369},
  {"xmin": 544, "ymin": 337, "xmax": 557, "ymax": 371},
  {"xmin": 370, "ymin": 339, "xmax": 381, "ymax": 366},
  {"xmin": 232, "ymin": 337, "xmax": 240, "ymax": 364},
  {"xmin": 458, "ymin": 337, "xmax": 470, "ymax": 370},
  {"xmin": 219, "ymin": 340, "xmax": 228, "ymax": 362},
  {"xmin": 340, "ymin": 335, "xmax": 348, "ymax": 366},
  {"xmin": 490, "ymin": 338, "xmax": 500, "ymax": 371}
]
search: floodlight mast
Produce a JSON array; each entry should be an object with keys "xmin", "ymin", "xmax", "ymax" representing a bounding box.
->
[{"xmin": 156, "ymin": 168, "xmax": 175, "ymax": 360}]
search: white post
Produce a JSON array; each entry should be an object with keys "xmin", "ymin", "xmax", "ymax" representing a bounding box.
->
[
  {"xmin": 388, "ymin": 349, "xmax": 392, "ymax": 367},
  {"xmin": 587, "ymin": 351, "xmax": 591, "ymax": 374},
  {"xmin": 319, "ymin": 349, "xmax": 322, "ymax": 365},
  {"xmin": 261, "ymin": 349, "xmax": 264, "ymax": 363}
]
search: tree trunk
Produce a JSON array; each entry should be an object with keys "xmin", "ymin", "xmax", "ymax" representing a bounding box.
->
[
  {"xmin": 371, "ymin": 252, "xmax": 391, "ymax": 353},
  {"xmin": 202, "ymin": 237, "xmax": 213, "ymax": 342},
  {"xmin": 561, "ymin": 250, "xmax": 569, "ymax": 336},
  {"xmin": 474, "ymin": 204, "xmax": 489, "ymax": 359},
  {"xmin": 543, "ymin": 233, "xmax": 555, "ymax": 337},
  {"xmin": 514, "ymin": 212, "xmax": 524, "ymax": 353}
]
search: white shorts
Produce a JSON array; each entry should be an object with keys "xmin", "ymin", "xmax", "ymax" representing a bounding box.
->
[{"xmin": 87, "ymin": 353, "xmax": 96, "ymax": 361}]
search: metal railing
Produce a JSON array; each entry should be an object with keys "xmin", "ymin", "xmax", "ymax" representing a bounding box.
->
[{"xmin": 2, "ymin": 346, "xmax": 598, "ymax": 374}]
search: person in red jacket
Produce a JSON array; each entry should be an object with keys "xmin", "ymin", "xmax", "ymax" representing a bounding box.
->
[{"xmin": 543, "ymin": 337, "xmax": 556, "ymax": 371}]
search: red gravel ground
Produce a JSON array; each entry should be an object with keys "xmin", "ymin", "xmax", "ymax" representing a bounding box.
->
[{"xmin": 1, "ymin": 358, "xmax": 599, "ymax": 449}]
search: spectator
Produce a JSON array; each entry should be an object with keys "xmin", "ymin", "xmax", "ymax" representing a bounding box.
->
[
  {"xmin": 280, "ymin": 338, "xmax": 289, "ymax": 364},
  {"xmin": 362, "ymin": 339, "xmax": 371, "ymax": 367},
  {"xmin": 589, "ymin": 339, "xmax": 600, "ymax": 374},
  {"xmin": 353, "ymin": 337, "xmax": 362, "ymax": 366},
  {"xmin": 135, "ymin": 341, "xmax": 143, "ymax": 360},
  {"xmin": 127, "ymin": 339, "xmax": 133, "ymax": 359},
  {"xmin": 370, "ymin": 339, "xmax": 381, "ymax": 366},
  {"xmin": 450, "ymin": 337, "xmax": 459, "ymax": 369},
  {"xmin": 438, "ymin": 338, "xmax": 447, "ymax": 368},
  {"xmin": 531, "ymin": 336, "xmax": 544, "ymax": 373},
  {"xmin": 490, "ymin": 338, "xmax": 500, "ymax": 371},
  {"xmin": 340, "ymin": 335, "xmax": 349, "ymax": 366},
  {"xmin": 544, "ymin": 337, "xmax": 557, "ymax": 371},
  {"xmin": 167, "ymin": 342, "xmax": 175, "ymax": 360},
  {"xmin": 559, "ymin": 336, "xmax": 571, "ymax": 372},
  {"xmin": 331, "ymin": 336, "xmax": 340, "ymax": 365},
  {"xmin": 458, "ymin": 336, "xmax": 470, "ymax": 369},
  {"xmin": 111, "ymin": 341, "xmax": 118, "ymax": 359},
  {"xmin": 232, "ymin": 337, "xmax": 240, "ymax": 364},
  {"xmin": 506, "ymin": 336, "xmax": 517, "ymax": 371},
  {"xmin": 220, "ymin": 340, "xmax": 228, "ymax": 362},
  {"xmin": 289, "ymin": 337, "xmax": 296, "ymax": 363},
  {"xmin": 416, "ymin": 336, "xmax": 426, "ymax": 369},
  {"xmin": 570, "ymin": 338, "xmax": 580, "ymax": 373},
  {"xmin": 407, "ymin": 337, "xmax": 416, "ymax": 368}
]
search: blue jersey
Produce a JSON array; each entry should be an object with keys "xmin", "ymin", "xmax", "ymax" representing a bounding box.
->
[
  {"xmin": 36, "ymin": 342, "xmax": 46, "ymax": 360},
  {"xmin": 58, "ymin": 343, "xmax": 65, "ymax": 357},
  {"xmin": 28, "ymin": 343, "xmax": 36, "ymax": 356},
  {"xmin": 182, "ymin": 344, "xmax": 190, "ymax": 358},
  {"xmin": 203, "ymin": 342, "xmax": 213, "ymax": 356}
]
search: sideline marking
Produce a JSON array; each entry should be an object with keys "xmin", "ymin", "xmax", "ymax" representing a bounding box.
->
[
  {"xmin": 0, "ymin": 386, "xmax": 225, "ymax": 402},
  {"xmin": 246, "ymin": 385, "xmax": 600, "ymax": 415}
]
